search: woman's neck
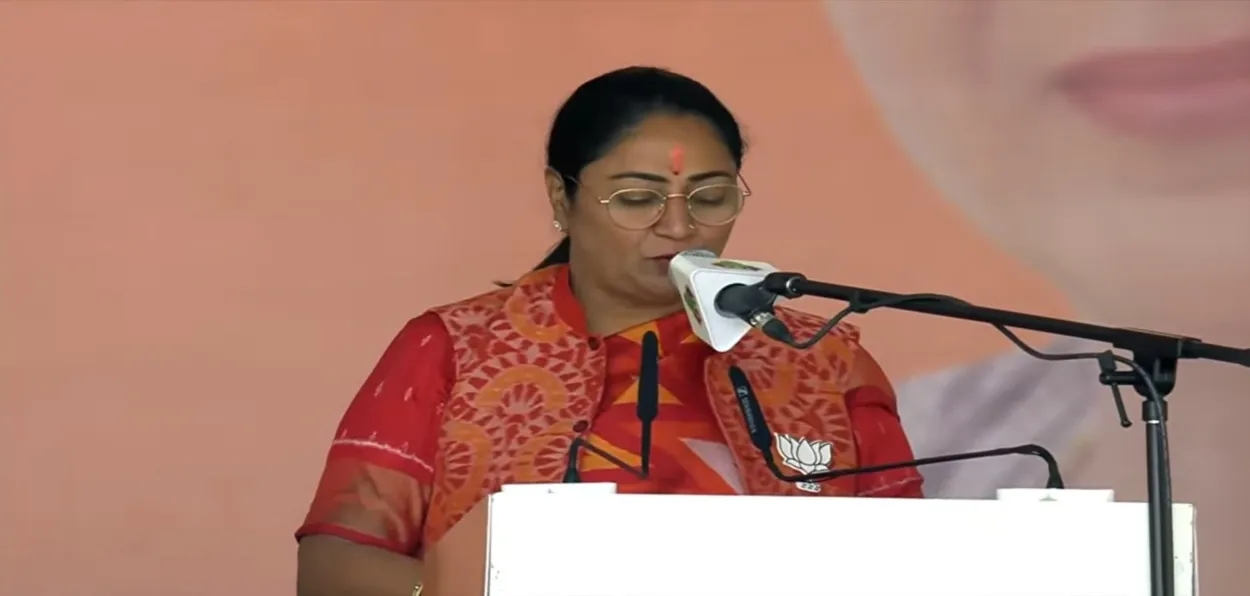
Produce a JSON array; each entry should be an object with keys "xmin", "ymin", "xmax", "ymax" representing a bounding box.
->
[
  {"xmin": 589, "ymin": 308, "xmax": 680, "ymax": 336},
  {"xmin": 570, "ymin": 273, "xmax": 681, "ymax": 336},
  {"xmin": 583, "ymin": 296, "xmax": 683, "ymax": 337}
]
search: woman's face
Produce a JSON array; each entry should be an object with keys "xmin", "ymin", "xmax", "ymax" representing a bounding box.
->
[
  {"xmin": 550, "ymin": 113, "xmax": 740, "ymax": 308},
  {"xmin": 826, "ymin": 0, "xmax": 1250, "ymax": 341}
]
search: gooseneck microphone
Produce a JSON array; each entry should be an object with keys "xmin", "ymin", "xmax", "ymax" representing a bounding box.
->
[
  {"xmin": 636, "ymin": 331, "xmax": 660, "ymax": 476},
  {"xmin": 727, "ymin": 366, "xmax": 1065, "ymax": 490},
  {"xmin": 561, "ymin": 331, "xmax": 662, "ymax": 483}
]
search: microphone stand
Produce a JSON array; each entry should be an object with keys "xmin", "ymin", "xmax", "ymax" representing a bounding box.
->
[{"xmin": 760, "ymin": 272, "xmax": 1250, "ymax": 596}]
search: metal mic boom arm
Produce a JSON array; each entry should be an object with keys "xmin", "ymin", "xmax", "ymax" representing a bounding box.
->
[
  {"xmin": 758, "ymin": 271, "xmax": 1250, "ymax": 596},
  {"xmin": 761, "ymin": 272, "xmax": 1250, "ymax": 377}
]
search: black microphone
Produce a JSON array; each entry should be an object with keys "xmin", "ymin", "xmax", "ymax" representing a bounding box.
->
[
  {"xmin": 714, "ymin": 284, "xmax": 796, "ymax": 344},
  {"xmin": 637, "ymin": 331, "xmax": 660, "ymax": 476},
  {"xmin": 561, "ymin": 331, "xmax": 661, "ymax": 483},
  {"xmin": 727, "ymin": 366, "xmax": 1066, "ymax": 490}
]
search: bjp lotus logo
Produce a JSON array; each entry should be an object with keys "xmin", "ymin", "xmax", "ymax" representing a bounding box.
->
[
  {"xmin": 681, "ymin": 286, "xmax": 703, "ymax": 325},
  {"xmin": 711, "ymin": 259, "xmax": 762, "ymax": 271},
  {"xmin": 775, "ymin": 433, "xmax": 833, "ymax": 494}
]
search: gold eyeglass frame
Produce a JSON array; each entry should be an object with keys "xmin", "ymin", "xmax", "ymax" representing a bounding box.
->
[{"xmin": 582, "ymin": 173, "xmax": 753, "ymax": 231}]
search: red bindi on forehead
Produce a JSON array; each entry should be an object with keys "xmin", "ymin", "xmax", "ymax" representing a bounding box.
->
[{"xmin": 668, "ymin": 145, "xmax": 684, "ymax": 176}]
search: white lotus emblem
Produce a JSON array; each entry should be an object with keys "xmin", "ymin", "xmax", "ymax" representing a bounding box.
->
[{"xmin": 775, "ymin": 433, "xmax": 833, "ymax": 493}]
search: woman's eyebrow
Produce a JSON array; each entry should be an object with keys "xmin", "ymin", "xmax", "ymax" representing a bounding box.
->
[{"xmin": 608, "ymin": 170, "xmax": 734, "ymax": 184}]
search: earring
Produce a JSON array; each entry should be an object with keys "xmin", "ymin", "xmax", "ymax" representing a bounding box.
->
[{"xmin": 553, "ymin": 220, "xmax": 563, "ymax": 232}]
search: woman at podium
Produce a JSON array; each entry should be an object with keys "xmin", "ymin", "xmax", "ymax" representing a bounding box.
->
[{"xmin": 294, "ymin": 66, "xmax": 923, "ymax": 596}]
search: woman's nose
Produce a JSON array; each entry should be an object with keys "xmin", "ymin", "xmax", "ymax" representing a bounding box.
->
[{"xmin": 653, "ymin": 196, "xmax": 695, "ymax": 238}]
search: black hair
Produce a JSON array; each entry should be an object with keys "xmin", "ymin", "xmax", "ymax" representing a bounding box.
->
[{"xmin": 528, "ymin": 65, "xmax": 747, "ymax": 273}]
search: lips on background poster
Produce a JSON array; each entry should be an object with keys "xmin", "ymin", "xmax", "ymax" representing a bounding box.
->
[
  {"xmin": 826, "ymin": 0, "xmax": 1250, "ymax": 592},
  {"xmin": 0, "ymin": 1, "xmax": 1247, "ymax": 595}
]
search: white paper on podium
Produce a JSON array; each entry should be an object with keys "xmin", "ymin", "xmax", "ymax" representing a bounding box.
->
[
  {"xmin": 483, "ymin": 486, "xmax": 1197, "ymax": 596},
  {"xmin": 499, "ymin": 482, "xmax": 618, "ymax": 496}
]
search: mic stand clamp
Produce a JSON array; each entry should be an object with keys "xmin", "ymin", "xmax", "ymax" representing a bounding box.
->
[{"xmin": 1097, "ymin": 352, "xmax": 1175, "ymax": 596}]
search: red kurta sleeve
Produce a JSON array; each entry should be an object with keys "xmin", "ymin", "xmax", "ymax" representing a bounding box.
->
[
  {"xmin": 295, "ymin": 312, "xmax": 454, "ymax": 556},
  {"xmin": 843, "ymin": 342, "xmax": 925, "ymax": 498}
]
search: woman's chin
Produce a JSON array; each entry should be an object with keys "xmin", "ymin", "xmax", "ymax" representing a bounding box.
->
[{"xmin": 647, "ymin": 282, "xmax": 682, "ymax": 306}]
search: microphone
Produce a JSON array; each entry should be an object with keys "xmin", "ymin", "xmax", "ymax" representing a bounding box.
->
[
  {"xmin": 669, "ymin": 249, "xmax": 790, "ymax": 352},
  {"xmin": 637, "ymin": 331, "xmax": 660, "ymax": 476},
  {"xmin": 727, "ymin": 366, "xmax": 1066, "ymax": 490},
  {"xmin": 561, "ymin": 331, "xmax": 661, "ymax": 483}
]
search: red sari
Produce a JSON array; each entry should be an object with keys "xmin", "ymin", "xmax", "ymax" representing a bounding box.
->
[{"xmin": 297, "ymin": 265, "xmax": 922, "ymax": 556}]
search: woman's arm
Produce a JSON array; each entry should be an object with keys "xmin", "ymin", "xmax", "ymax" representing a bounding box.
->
[
  {"xmin": 296, "ymin": 313, "xmax": 454, "ymax": 596},
  {"xmin": 837, "ymin": 337, "xmax": 926, "ymax": 498},
  {"xmin": 298, "ymin": 536, "xmax": 425, "ymax": 596}
]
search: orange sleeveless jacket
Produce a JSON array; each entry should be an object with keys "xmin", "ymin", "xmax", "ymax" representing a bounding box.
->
[{"xmin": 298, "ymin": 265, "xmax": 923, "ymax": 556}]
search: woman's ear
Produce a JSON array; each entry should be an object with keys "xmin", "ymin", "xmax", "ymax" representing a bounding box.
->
[{"xmin": 544, "ymin": 167, "xmax": 571, "ymax": 230}]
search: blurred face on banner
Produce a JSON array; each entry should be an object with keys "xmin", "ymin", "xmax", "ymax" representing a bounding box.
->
[{"xmin": 826, "ymin": 0, "xmax": 1250, "ymax": 344}]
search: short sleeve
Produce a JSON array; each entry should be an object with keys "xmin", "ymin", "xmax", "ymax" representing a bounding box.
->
[
  {"xmin": 295, "ymin": 312, "xmax": 454, "ymax": 555},
  {"xmin": 841, "ymin": 338, "xmax": 925, "ymax": 498}
]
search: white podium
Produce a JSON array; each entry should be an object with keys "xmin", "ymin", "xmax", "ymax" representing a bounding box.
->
[{"xmin": 424, "ymin": 484, "xmax": 1197, "ymax": 596}]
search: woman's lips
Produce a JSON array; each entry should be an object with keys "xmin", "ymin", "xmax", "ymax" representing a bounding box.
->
[
  {"xmin": 1056, "ymin": 35, "xmax": 1250, "ymax": 137},
  {"xmin": 647, "ymin": 254, "xmax": 678, "ymax": 274}
]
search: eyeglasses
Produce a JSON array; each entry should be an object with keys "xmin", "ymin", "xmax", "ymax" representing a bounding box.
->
[{"xmin": 563, "ymin": 173, "xmax": 752, "ymax": 231}]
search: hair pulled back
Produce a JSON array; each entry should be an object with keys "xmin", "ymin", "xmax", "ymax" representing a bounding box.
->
[{"xmin": 531, "ymin": 66, "xmax": 746, "ymax": 271}]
